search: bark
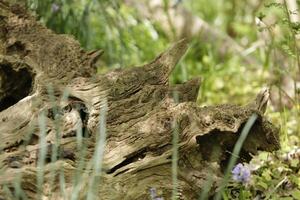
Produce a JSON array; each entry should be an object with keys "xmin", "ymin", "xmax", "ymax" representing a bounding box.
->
[{"xmin": 0, "ymin": 1, "xmax": 280, "ymax": 200}]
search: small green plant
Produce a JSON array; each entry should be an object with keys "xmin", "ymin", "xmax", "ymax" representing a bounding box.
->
[{"xmin": 223, "ymin": 149, "xmax": 300, "ymax": 199}]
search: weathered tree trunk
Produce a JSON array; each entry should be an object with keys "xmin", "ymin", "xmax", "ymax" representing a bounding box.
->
[{"xmin": 0, "ymin": 1, "xmax": 280, "ymax": 200}]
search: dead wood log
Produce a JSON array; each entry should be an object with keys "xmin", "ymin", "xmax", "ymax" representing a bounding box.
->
[{"xmin": 0, "ymin": 1, "xmax": 280, "ymax": 199}]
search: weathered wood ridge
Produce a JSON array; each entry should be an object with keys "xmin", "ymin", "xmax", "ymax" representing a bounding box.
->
[{"xmin": 0, "ymin": 1, "xmax": 280, "ymax": 199}]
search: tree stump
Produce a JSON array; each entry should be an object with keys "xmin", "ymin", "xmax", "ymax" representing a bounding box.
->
[{"xmin": 0, "ymin": 1, "xmax": 280, "ymax": 199}]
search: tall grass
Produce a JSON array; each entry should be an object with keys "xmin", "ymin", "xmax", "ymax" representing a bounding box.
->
[
  {"xmin": 87, "ymin": 99, "xmax": 108, "ymax": 200},
  {"xmin": 171, "ymin": 91, "xmax": 179, "ymax": 200},
  {"xmin": 215, "ymin": 114, "xmax": 258, "ymax": 200},
  {"xmin": 37, "ymin": 111, "xmax": 47, "ymax": 199}
]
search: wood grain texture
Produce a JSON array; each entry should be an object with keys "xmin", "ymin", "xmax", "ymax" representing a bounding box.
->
[{"xmin": 0, "ymin": 1, "xmax": 280, "ymax": 199}]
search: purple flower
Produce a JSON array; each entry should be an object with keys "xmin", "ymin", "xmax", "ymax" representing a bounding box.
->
[
  {"xmin": 149, "ymin": 188, "xmax": 157, "ymax": 199},
  {"xmin": 149, "ymin": 187, "xmax": 164, "ymax": 200},
  {"xmin": 51, "ymin": 3, "xmax": 60, "ymax": 13},
  {"xmin": 232, "ymin": 163, "xmax": 251, "ymax": 183}
]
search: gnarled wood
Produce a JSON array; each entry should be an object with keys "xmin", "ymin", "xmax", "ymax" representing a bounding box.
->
[{"xmin": 0, "ymin": 1, "xmax": 280, "ymax": 199}]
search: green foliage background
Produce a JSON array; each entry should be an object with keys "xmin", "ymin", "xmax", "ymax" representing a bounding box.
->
[{"xmin": 26, "ymin": 0, "xmax": 300, "ymax": 199}]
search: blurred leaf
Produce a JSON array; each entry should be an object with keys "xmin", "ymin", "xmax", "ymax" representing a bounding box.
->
[
  {"xmin": 258, "ymin": 152, "xmax": 270, "ymax": 161},
  {"xmin": 262, "ymin": 170, "xmax": 272, "ymax": 181},
  {"xmin": 290, "ymin": 159, "xmax": 299, "ymax": 168},
  {"xmin": 291, "ymin": 189, "xmax": 300, "ymax": 200},
  {"xmin": 257, "ymin": 181, "xmax": 269, "ymax": 190}
]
